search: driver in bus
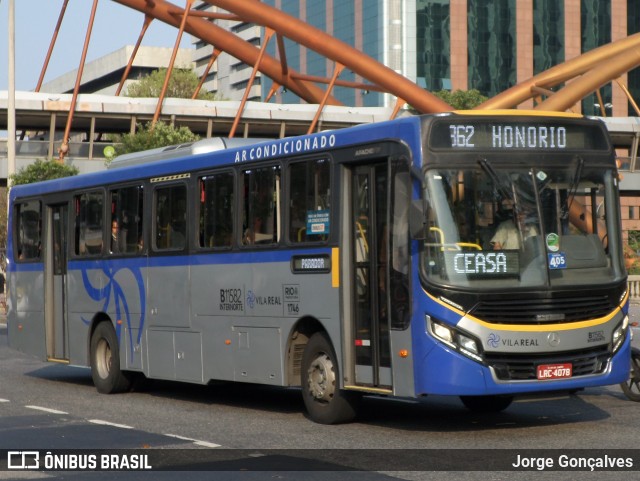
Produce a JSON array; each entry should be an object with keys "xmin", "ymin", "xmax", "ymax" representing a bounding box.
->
[{"xmin": 491, "ymin": 205, "xmax": 538, "ymax": 250}]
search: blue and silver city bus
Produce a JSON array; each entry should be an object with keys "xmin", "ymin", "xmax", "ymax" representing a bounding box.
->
[{"xmin": 6, "ymin": 111, "xmax": 630, "ymax": 423}]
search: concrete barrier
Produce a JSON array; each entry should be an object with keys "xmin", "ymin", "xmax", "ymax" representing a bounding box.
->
[{"xmin": 630, "ymin": 275, "xmax": 640, "ymax": 305}]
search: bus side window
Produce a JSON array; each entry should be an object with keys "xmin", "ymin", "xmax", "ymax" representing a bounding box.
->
[
  {"xmin": 199, "ymin": 172, "xmax": 234, "ymax": 249},
  {"xmin": 241, "ymin": 165, "xmax": 281, "ymax": 246},
  {"xmin": 110, "ymin": 185, "xmax": 144, "ymax": 255},
  {"xmin": 288, "ymin": 159, "xmax": 330, "ymax": 244},
  {"xmin": 154, "ymin": 184, "xmax": 187, "ymax": 251},
  {"xmin": 15, "ymin": 200, "xmax": 42, "ymax": 261},
  {"xmin": 74, "ymin": 191, "xmax": 104, "ymax": 256}
]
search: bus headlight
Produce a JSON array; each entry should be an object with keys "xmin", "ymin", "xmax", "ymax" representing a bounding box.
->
[
  {"xmin": 431, "ymin": 320, "xmax": 454, "ymax": 344},
  {"xmin": 612, "ymin": 316, "xmax": 629, "ymax": 354},
  {"xmin": 427, "ymin": 316, "xmax": 484, "ymax": 363},
  {"xmin": 458, "ymin": 334, "xmax": 481, "ymax": 359}
]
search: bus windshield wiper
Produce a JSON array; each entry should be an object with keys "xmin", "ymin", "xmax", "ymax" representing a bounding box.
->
[
  {"xmin": 561, "ymin": 156, "xmax": 584, "ymax": 219},
  {"xmin": 478, "ymin": 158, "xmax": 512, "ymax": 201}
]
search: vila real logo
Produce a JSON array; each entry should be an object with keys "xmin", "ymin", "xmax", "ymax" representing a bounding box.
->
[{"xmin": 487, "ymin": 333, "xmax": 500, "ymax": 349}]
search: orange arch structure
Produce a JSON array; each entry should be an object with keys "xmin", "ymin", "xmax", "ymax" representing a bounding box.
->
[{"xmin": 47, "ymin": 0, "xmax": 640, "ymax": 158}]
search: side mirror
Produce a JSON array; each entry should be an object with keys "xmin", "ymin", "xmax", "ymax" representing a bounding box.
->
[{"xmin": 410, "ymin": 199, "xmax": 426, "ymax": 239}]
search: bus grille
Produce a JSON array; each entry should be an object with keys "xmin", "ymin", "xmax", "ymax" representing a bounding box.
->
[
  {"xmin": 486, "ymin": 347, "xmax": 610, "ymax": 381},
  {"xmin": 470, "ymin": 296, "xmax": 614, "ymax": 324}
]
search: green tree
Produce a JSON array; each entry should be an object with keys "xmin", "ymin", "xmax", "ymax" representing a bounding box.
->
[
  {"xmin": 126, "ymin": 68, "xmax": 216, "ymax": 101},
  {"xmin": 10, "ymin": 159, "xmax": 79, "ymax": 186},
  {"xmin": 113, "ymin": 121, "xmax": 200, "ymax": 156},
  {"xmin": 433, "ymin": 89, "xmax": 488, "ymax": 110}
]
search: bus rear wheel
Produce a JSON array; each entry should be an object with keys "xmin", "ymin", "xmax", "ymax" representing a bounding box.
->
[
  {"xmin": 301, "ymin": 332, "xmax": 360, "ymax": 424},
  {"xmin": 460, "ymin": 395, "xmax": 513, "ymax": 412},
  {"xmin": 90, "ymin": 322, "xmax": 132, "ymax": 394}
]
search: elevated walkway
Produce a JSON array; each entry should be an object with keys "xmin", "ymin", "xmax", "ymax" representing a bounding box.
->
[
  {"xmin": 1, "ymin": 91, "xmax": 640, "ymax": 190},
  {"xmin": 0, "ymin": 91, "xmax": 393, "ymax": 178}
]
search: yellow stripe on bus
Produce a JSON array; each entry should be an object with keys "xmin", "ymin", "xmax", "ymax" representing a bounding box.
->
[
  {"xmin": 453, "ymin": 109, "xmax": 583, "ymax": 118},
  {"xmin": 332, "ymin": 247, "xmax": 340, "ymax": 288},
  {"xmin": 426, "ymin": 290, "xmax": 621, "ymax": 332}
]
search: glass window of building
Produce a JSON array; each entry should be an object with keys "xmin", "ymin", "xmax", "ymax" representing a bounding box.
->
[
  {"xmin": 533, "ymin": 0, "xmax": 564, "ymax": 74},
  {"xmin": 581, "ymin": 1, "xmax": 611, "ymax": 116},
  {"xmin": 628, "ymin": 1, "xmax": 640, "ymax": 115},
  {"xmin": 467, "ymin": 0, "xmax": 516, "ymax": 98},
  {"xmin": 417, "ymin": 0, "xmax": 451, "ymax": 92}
]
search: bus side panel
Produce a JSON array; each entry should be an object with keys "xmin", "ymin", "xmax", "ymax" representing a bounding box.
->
[
  {"xmin": 8, "ymin": 268, "xmax": 46, "ymax": 360},
  {"xmin": 67, "ymin": 260, "xmax": 146, "ymax": 369},
  {"xmin": 191, "ymin": 253, "xmax": 341, "ymax": 386},
  {"xmin": 147, "ymin": 263, "xmax": 190, "ymax": 329},
  {"xmin": 66, "ymin": 264, "xmax": 103, "ymax": 366}
]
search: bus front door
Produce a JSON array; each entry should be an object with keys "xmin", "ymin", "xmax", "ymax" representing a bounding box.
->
[
  {"xmin": 44, "ymin": 203, "xmax": 69, "ymax": 362},
  {"xmin": 352, "ymin": 163, "xmax": 392, "ymax": 388}
]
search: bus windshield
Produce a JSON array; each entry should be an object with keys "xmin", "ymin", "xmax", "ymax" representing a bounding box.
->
[{"xmin": 421, "ymin": 160, "xmax": 621, "ymax": 289}]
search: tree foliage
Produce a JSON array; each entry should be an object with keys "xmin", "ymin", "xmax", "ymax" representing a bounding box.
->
[
  {"xmin": 433, "ymin": 89, "xmax": 488, "ymax": 110},
  {"xmin": 125, "ymin": 68, "xmax": 216, "ymax": 101},
  {"xmin": 10, "ymin": 159, "xmax": 79, "ymax": 186},
  {"xmin": 114, "ymin": 121, "xmax": 200, "ymax": 156}
]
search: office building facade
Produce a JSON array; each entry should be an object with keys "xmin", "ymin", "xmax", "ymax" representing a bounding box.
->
[{"xmin": 195, "ymin": 1, "xmax": 640, "ymax": 116}]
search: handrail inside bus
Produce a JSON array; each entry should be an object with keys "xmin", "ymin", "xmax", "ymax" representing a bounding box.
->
[{"xmin": 429, "ymin": 227, "xmax": 481, "ymax": 251}]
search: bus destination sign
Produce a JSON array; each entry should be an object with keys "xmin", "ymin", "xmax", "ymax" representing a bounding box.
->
[
  {"xmin": 430, "ymin": 119, "xmax": 608, "ymax": 151},
  {"xmin": 291, "ymin": 254, "xmax": 331, "ymax": 274},
  {"xmin": 443, "ymin": 250, "xmax": 520, "ymax": 279}
]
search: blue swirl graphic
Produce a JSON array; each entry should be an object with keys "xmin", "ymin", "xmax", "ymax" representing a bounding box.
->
[
  {"xmin": 487, "ymin": 333, "xmax": 501, "ymax": 349},
  {"xmin": 246, "ymin": 290, "xmax": 256, "ymax": 309},
  {"xmin": 80, "ymin": 262, "xmax": 146, "ymax": 359}
]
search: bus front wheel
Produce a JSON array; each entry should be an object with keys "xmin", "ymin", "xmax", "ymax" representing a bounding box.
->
[
  {"xmin": 90, "ymin": 322, "xmax": 132, "ymax": 394},
  {"xmin": 460, "ymin": 395, "xmax": 513, "ymax": 412},
  {"xmin": 301, "ymin": 332, "xmax": 360, "ymax": 424}
]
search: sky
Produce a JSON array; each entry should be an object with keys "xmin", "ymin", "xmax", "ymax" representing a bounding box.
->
[{"xmin": 0, "ymin": 0, "xmax": 193, "ymax": 91}]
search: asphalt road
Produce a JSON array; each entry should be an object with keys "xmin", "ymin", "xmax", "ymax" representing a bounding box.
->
[{"xmin": 1, "ymin": 307, "xmax": 640, "ymax": 481}]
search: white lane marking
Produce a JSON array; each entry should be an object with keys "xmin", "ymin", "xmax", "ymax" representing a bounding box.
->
[
  {"xmin": 25, "ymin": 405, "xmax": 68, "ymax": 415},
  {"xmin": 0, "ymin": 398, "xmax": 10, "ymax": 403},
  {"xmin": 89, "ymin": 419, "xmax": 134, "ymax": 430},
  {"xmin": 165, "ymin": 433, "xmax": 221, "ymax": 448},
  {"xmin": 23, "ymin": 404, "xmax": 218, "ymax": 447}
]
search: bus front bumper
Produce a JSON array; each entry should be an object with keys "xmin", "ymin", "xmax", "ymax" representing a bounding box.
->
[{"xmin": 414, "ymin": 335, "xmax": 631, "ymax": 397}]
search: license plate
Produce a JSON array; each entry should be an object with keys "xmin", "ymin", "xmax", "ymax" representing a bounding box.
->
[{"xmin": 536, "ymin": 363, "xmax": 573, "ymax": 380}]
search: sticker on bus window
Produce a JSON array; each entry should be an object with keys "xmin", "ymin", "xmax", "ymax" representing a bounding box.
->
[
  {"xmin": 548, "ymin": 252, "xmax": 567, "ymax": 269},
  {"xmin": 546, "ymin": 233, "xmax": 560, "ymax": 252},
  {"xmin": 307, "ymin": 210, "xmax": 330, "ymax": 235}
]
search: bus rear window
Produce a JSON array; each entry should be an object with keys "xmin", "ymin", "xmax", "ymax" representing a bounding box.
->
[{"xmin": 15, "ymin": 200, "xmax": 42, "ymax": 261}]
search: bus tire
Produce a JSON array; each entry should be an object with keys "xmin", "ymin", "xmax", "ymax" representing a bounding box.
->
[
  {"xmin": 460, "ymin": 395, "xmax": 513, "ymax": 413},
  {"xmin": 90, "ymin": 322, "xmax": 132, "ymax": 394},
  {"xmin": 301, "ymin": 332, "xmax": 360, "ymax": 424},
  {"xmin": 620, "ymin": 347, "xmax": 640, "ymax": 402}
]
